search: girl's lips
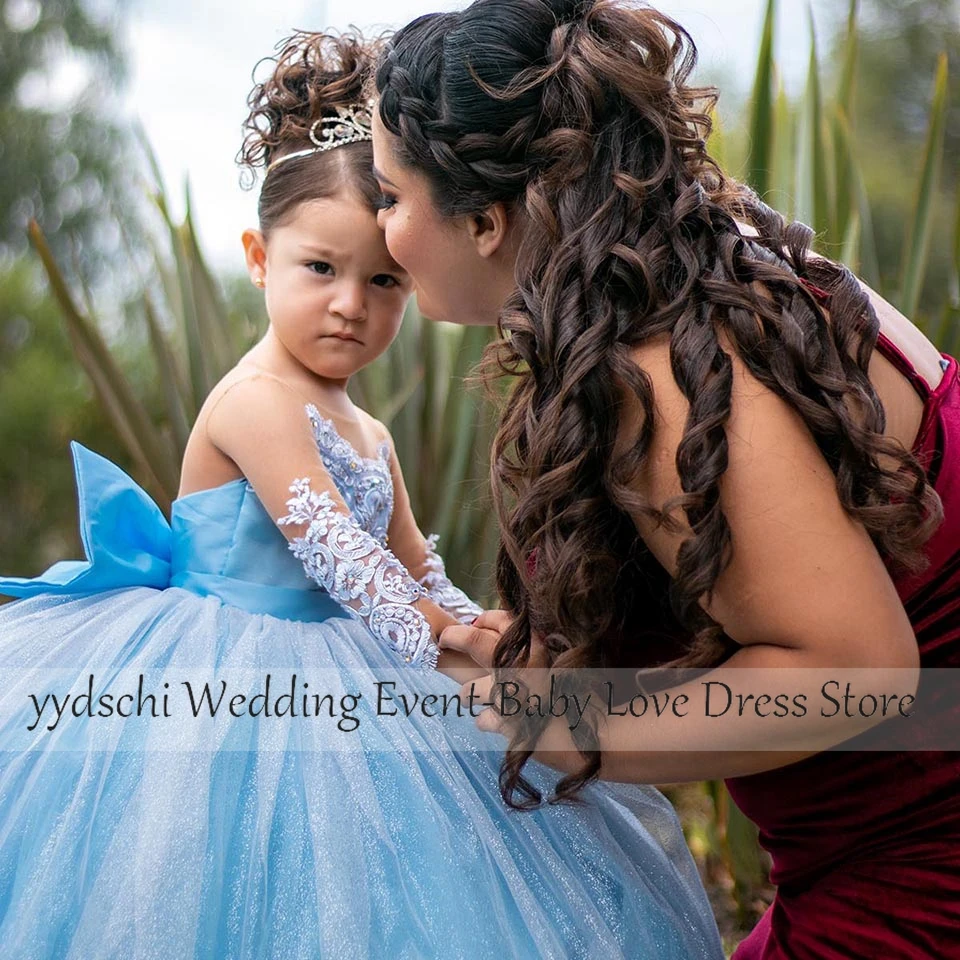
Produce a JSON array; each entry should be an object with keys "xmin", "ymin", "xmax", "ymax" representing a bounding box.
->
[{"xmin": 323, "ymin": 332, "xmax": 363, "ymax": 344}]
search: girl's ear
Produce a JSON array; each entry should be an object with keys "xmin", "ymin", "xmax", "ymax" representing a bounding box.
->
[
  {"xmin": 242, "ymin": 229, "xmax": 268, "ymax": 286},
  {"xmin": 465, "ymin": 202, "xmax": 509, "ymax": 259}
]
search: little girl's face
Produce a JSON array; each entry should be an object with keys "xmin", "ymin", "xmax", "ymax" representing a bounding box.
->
[{"xmin": 249, "ymin": 191, "xmax": 413, "ymax": 381}]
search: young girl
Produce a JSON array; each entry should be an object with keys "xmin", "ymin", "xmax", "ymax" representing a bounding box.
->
[{"xmin": 0, "ymin": 30, "xmax": 724, "ymax": 959}]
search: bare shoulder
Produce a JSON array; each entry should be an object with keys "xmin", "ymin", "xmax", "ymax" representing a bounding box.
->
[
  {"xmin": 356, "ymin": 408, "xmax": 393, "ymax": 448},
  {"xmin": 623, "ymin": 333, "xmax": 918, "ymax": 666},
  {"xmin": 180, "ymin": 370, "xmax": 310, "ymax": 497},
  {"xmin": 858, "ymin": 283, "xmax": 946, "ymax": 392},
  {"xmin": 202, "ymin": 372, "xmax": 317, "ymax": 464},
  {"xmin": 206, "ymin": 369, "xmax": 306, "ymax": 425}
]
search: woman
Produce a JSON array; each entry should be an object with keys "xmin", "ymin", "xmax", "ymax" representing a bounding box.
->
[{"xmin": 371, "ymin": 0, "xmax": 960, "ymax": 957}]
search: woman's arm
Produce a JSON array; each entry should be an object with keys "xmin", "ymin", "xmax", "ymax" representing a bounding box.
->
[{"xmin": 441, "ymin": 332, "xmax": 922, "ymax": 780}]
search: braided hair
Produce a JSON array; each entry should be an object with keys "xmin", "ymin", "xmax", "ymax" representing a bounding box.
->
[{"xmin": 377, "ymin": 0, "xmax": 943, "ymax": 808}]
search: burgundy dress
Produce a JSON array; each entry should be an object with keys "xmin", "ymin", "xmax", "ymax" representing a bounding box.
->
[{"xmin": 729, "ymin": 327, "xmax": 960, "ymax": 959}]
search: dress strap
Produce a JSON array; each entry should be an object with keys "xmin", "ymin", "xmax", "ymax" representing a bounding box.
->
[{"xmin": 873, "ymin": 332, "xmax": 938, "ymax": 403}]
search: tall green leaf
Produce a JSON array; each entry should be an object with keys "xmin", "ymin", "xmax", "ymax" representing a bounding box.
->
[
  {"xmin": 934, "ymin": 179, "xmax": 960, "ymax": 354},
  {"xmin": 899, "ymin": 53, "xmax": 950, "ymax": 322},
  {"xmin": 184, "ymin": 184, "xmax": 238, "ymax": 381},
  {"xmin": 835, "ymin": 0, "xmax": 859, "ymax": 116},
  {"xmin": 854, "ymin": 167, "xmax": 883, "ymax": 292},
  {"xmin": 831, "ymin": 107, "xmax": 881, "ymax": 285},
  {"xmin": 832, "ymin": 0, "xmax": 860, "ymax": 244},
  {"xmin": 795, "ymin": 8, "xmax": 832, "ymax": 245},
  {"xmin": 746, "ymin": 0, "xmax": 776, "ymax": 197},
  {"xmin": 28, "ymin": 221, "xmax": 179, "ymax": 509},
  {"xmin": 707, "ymin": 103, "xmax": 728, "ymax": 174},
  {"xmin": 141, "ymin": 295, "xmax": 192, "ymax": 457},
  {"xmin": 151, "ymin": 191, "xmax": 208, "ymax": 407},
  {"xmin": 840, "ymin": 210, "xmax": 861, "ymax": 272},
  {"xmin": 770, "ymin": 74, "xmax": 795, "ymax": 219},
  {"xmin": 722, "ymin": 789, "xmax": 769, "ymax": 924},
  {"xmin": 832, "ymin": 105, "xmax": 855, "ymax": 256}
]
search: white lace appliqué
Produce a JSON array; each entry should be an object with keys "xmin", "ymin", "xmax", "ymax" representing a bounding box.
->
[
  {"xmin": 278, "ymin": 479, "xmax": 439, "ymax": 670},
  {"xmin": 419, "ymin": 534, "xmax": 484, "ymax": 624},
  {"xmin": 305, "ymin": 405, "xmax": 393, "ymax": 545}
]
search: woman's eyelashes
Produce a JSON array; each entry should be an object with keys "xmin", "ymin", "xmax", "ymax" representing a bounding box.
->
[{"xmin": 375, "ymin": 192, "xmax": 397, "ymax": 211}]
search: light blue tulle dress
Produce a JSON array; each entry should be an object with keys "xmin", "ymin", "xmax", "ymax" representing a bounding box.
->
[{"xmin": 0, "ymin": 411, "xmax": 724, "ymax": 960}]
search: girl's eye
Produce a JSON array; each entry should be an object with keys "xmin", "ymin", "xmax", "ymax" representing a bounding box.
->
[
  {"xmin": 375, "ymin": 193, "xmax": 397, "ymax": 211},
  {"xmin": 371, "ymin": 274, "xmax": 400, "ymax": 288},
  {"xmin": 307, "ymin": 261, "xmax": 333, "ymax": 275}
]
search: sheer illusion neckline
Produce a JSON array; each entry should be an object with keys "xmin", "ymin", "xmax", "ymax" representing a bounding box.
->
[
  {"xmin": 175, "ymin": 406, "xmax": 390, "ymax": 506},
  {"xmin": 304, "ymin": 404, "xmax": 391, "ymax": 468}
]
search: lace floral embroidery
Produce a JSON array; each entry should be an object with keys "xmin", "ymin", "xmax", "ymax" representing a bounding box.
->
[
  {"xmin": 419, "ymin": 534, "xmax": 483, "ymax": 624},
  {"xmin": 305, "ymin": 404, "xmax": 393, "ymax": 546},
  {"xmin": 278, "ymin": 479, "xmax": 438, "ymax": 670}
]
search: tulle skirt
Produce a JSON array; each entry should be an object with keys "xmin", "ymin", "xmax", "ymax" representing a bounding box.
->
[{"xmin": 0, "ymin": 587, "xmax": 723, "ymax": 959}]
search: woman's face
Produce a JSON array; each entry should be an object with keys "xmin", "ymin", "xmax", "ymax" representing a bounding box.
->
[{"xmin": 372, "ymin": 112, "xmax": 514, "ymax": 326}]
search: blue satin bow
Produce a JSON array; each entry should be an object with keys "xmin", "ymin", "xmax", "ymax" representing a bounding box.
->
[{"xmin": 0, "ymin": 443, "xmax": 171, "ymax": 598}]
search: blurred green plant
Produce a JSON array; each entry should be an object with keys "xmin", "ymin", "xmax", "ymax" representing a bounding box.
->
[
  {"xmin": 0, "ymin": 260, "xmax": 132, "ymax": 578},
  {"xmin": 737, "ymin": 0, "xmax": 960, "ymax": 348},
  {"xmin": 0, "ymin": 0, "xmax": 141, "ymax": 279}
]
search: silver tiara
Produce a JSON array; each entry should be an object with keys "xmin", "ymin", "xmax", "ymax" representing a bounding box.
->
[{"xmin": 265, "ymin": 102, "xmax": 374, "ymax": 175}]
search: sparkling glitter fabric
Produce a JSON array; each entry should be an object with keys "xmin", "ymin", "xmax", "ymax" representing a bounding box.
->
[{"xmin": 0, "ymin": 436, "xmax": 723, "ymax": 959}]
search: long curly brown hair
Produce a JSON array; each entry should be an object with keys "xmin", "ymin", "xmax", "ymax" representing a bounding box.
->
[
  {"xmin": 376, "ymin": 0, "xmax": 944, "ymax": 808},
  {"xmin": 239, "ymin": 30, "xmax": 385, "ymax": 231}
]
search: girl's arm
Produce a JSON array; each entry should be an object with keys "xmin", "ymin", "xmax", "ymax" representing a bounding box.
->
[
  {"xmin": 205, "ymin": 375, "xmax": 457, "ymax": 670},
  {"xmin": 368, "ymin": 424, "xmax": 487, "ymax": 681},
  {"xmin": 442, "ymin": 330, "xmax": 922, "ymax": 780},
  {"xmin": 377, "ymin": 427, "xmax": 484, "ymax": 624}
]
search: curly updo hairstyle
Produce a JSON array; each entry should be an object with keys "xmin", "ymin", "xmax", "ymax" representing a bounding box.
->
[
  {"xmin": 377, "ymin": 0, "xmax": 944, "ymax": 808},
  {"xmin": 239, "ymin": 29, "xmax": 385, "ymax": 232}
]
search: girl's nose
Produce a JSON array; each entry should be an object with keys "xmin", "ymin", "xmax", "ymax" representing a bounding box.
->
[{"xmin": 330, "ymin": 281, "xmax": 366, "ymax": 321}]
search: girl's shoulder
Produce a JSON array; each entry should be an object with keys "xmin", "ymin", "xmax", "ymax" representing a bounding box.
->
[
  {"xmin": 207, "ymin": 363, "xmax": 392, "ymax": 463},
  {"xmin": 354, "ymin": 407, "xmax": 392, "ymax": 449},
  {"xmin": 179, "ymin": 366, "xmax": 309, "ymax": 497},
  {"xmin": 201, "ymin": 363, "xmax": 309, "ymax": 415}
]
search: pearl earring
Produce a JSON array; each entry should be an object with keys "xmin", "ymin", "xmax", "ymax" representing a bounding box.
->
[{"xmin": 254, "ymin": 277, "xmax": 265, "ymax": 289}]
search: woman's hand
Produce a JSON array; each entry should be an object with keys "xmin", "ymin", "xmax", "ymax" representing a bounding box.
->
[
  {"xmin": 440, "ymin": 611, "xmax": 580, "ymax": 762},
  {"xmin": 440, "ymin": 610, "xmax": 517, "ymax": 731},
  {"xmin": 434, "ymin": 609, "xmax": 510, "ymax": 683},
  {"xmin": 438, "ymin": 609, "xmax": 514, "ymax": 668}
]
